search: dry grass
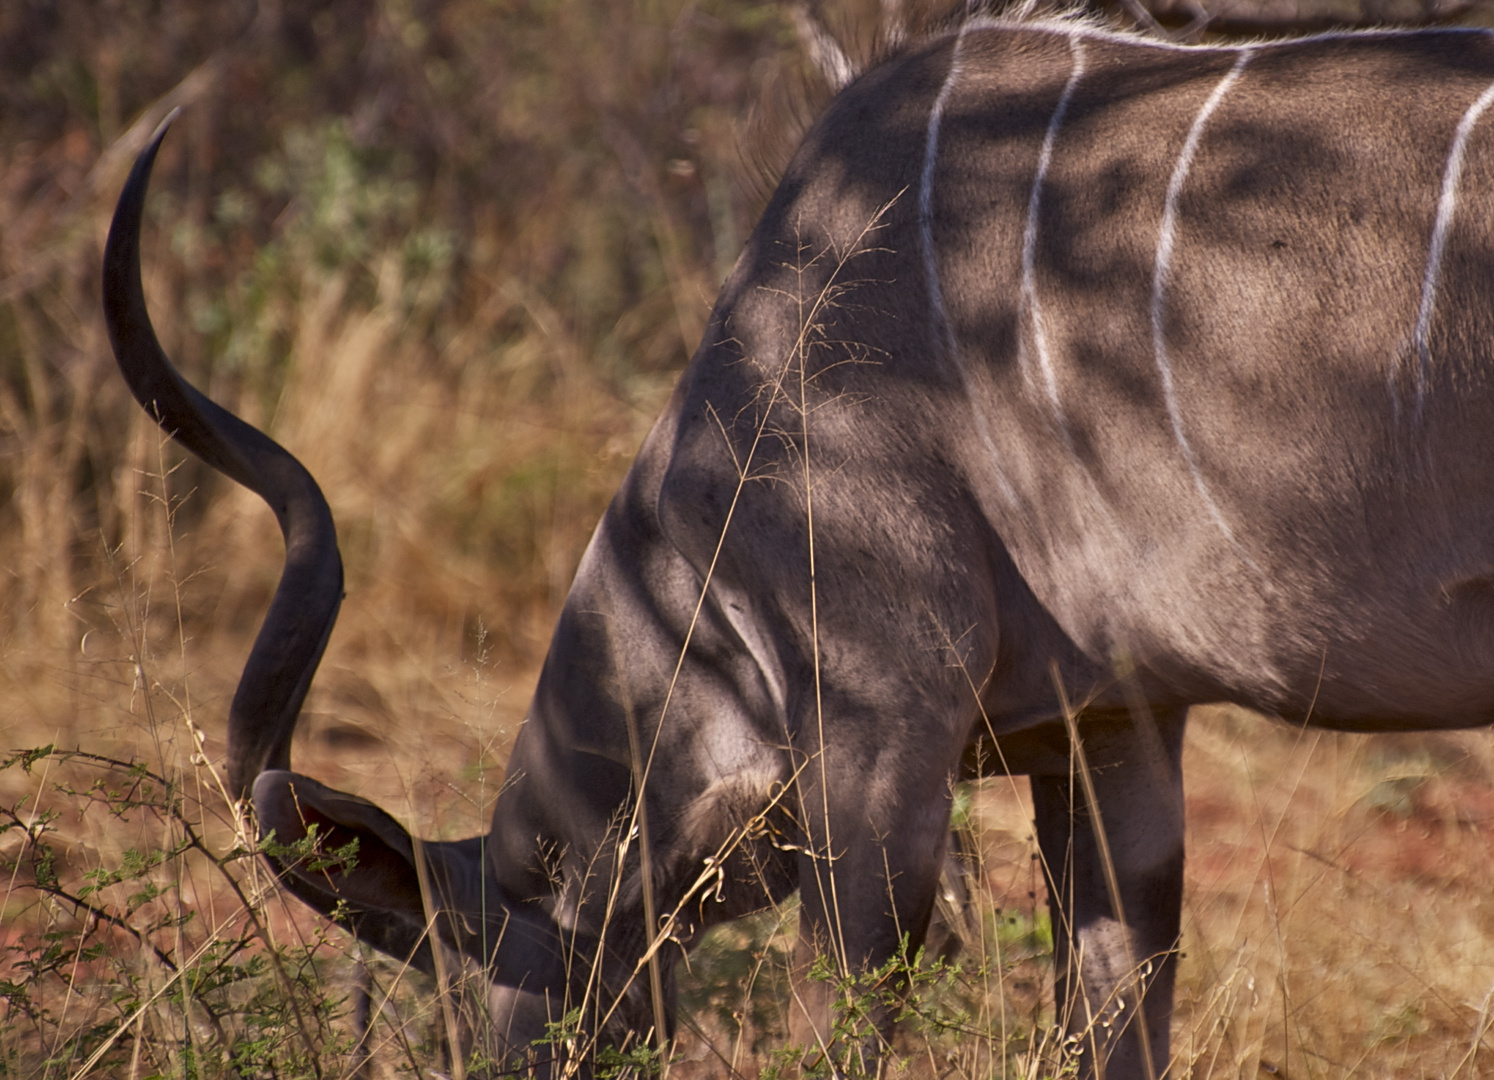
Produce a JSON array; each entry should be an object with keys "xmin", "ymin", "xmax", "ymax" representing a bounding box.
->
[{"xmin": 1170, "ymin": 709, "xmax": 1494, "ymax": 1079}]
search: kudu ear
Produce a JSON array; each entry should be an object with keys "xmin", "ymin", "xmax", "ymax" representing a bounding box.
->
[{"xmin": 253, "ymin": 770, "xmax": 429, "ymax": 919}]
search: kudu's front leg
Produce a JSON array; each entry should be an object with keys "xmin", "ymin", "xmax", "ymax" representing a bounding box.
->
[
  {"xmin": 1031, "ymin": 708, "xmax": 1187, "ymax": 1080},
  {"xmin": 786, "ymin": 758, "xmax": 956, "ymax": 1075}
]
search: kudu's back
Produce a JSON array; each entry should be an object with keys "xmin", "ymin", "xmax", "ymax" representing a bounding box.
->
[{"xmin": 652, "ymin": 23, "xmax": 1494, "ymax": 754}]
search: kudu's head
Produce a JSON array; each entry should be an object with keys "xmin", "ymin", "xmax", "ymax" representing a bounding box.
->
[{"xmin": 103, "ymin": 113, "xmax": 574, "ymax": 1045}]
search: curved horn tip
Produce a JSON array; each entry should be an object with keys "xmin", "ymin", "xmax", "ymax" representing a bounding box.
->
[
  {"xmin": 151, "ymin": 107, "xmax": 183, "ymax": 146},
  {"xmin": 112, "ymin": 106, "xmax": 182, "ymax": 233}
]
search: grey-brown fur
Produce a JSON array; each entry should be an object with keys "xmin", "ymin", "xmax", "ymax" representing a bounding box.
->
[{"xmin": 104, "ymin": 18, "xmax": 1494, "ymax": 1078}]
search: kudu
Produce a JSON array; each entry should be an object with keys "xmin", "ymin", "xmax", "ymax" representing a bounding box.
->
[{"xmin": 104, "ymin": 15, "xmax": 1494, "ymax": 1077}]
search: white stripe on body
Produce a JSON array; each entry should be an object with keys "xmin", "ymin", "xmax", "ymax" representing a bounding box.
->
[
  {"xmin": 921, "ymin": 27, "xmax": 1017, "ymax": 502},
  {"xmin": 918, "ymin": 32, "xmax": 961, "ymax": 341},
  {"xmin": 1020, "ymin": 33, "xmax": 1086, "ymax": 440},
  {"xmin": 962, "ymin": 15, "xmax": 1491, "ymax": 56},
  {"xmin": 1151, "ymin": 49, "xmax": 1260, "ymax": 572},
  {"xmin": 1407, "ymin": 76, "xmax": 1494, "ymax": 421}
]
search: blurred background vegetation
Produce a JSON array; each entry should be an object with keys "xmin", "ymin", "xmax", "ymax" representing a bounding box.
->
[
  {"xmin": 8, "ymin": 0, "xmax": 1494, "ymax": 1076},
  {"xmin": 2, "ymin": 0, "xmax": 813, "ymax": 716}
]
